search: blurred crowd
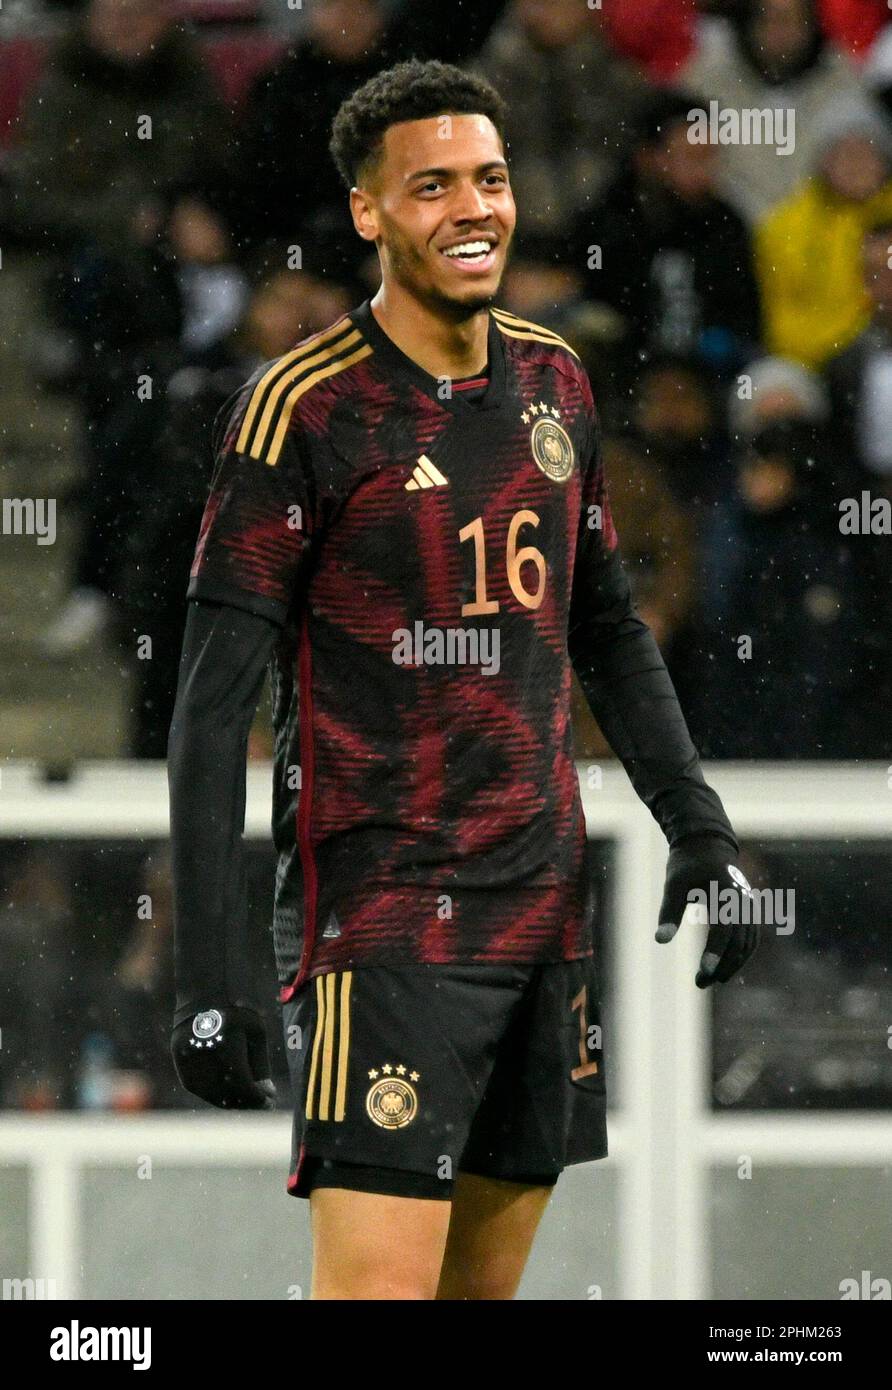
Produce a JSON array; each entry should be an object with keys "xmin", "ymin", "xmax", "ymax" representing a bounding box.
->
[
  {"xmin": 1, "ymin": 0, "xmax": 891, "ymax": 1114},
  {"xmin": 0, "ymin": 839, "xmax": 285, "ymax": 1110},
  {"xmin": 0, "ymin": 0, "xmax": 889, "ymax": 766}
]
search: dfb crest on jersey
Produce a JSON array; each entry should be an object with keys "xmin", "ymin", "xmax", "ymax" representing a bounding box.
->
[{"xmin": 523, "ymin": 401, "xmax": 574, "ymax": 483}]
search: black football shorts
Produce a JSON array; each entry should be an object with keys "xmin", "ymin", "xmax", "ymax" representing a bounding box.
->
[{"xmin": 281, "ymin": 954, "xmax": 607, "ymax": 1201}]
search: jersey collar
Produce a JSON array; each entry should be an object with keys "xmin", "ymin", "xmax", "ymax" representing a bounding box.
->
[{"xmin": 350, "ymin": 299, "xmax": 507, "ymax": 413}]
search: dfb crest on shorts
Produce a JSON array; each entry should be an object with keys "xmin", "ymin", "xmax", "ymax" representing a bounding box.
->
[{"xmin": 365, "ymin": 1061, "xmax": 420, "ymax": 1129}]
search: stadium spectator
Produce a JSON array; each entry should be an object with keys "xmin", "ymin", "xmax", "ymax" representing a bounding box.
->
[
  {"xmin": 678, "ymin": 0, "xmax": 867, "ymax": 223},
  {"xmin": 381, "ymin": 0, "xmax": 511, "ymax": 61},
  {"xmin": 600, "ymin": 0, "xmax": 697, "ymax": 85},
  {"xmin": 823, "ymin": 219, "xmax": 892, "ymax": 739},
  {"xmin": 109, "ymin": 850, "xmax": 178, "ymax": 1107},
  {"xmin": 627, "ymin": 353, "xmax": 733, "ymax": 512},
  {"xmin": 692, "ymin": 417, "xmax": 878, "ymax": 757},
  {"xmin": 755, "ymin": 99, "xmax": 892, "ymax": 370},
  {"xmin": 729, "ymin": 353, "xmax": 832, "ymax": 437},
  {"xmin": 817, "ymin": 0, "xmax": 889, "ymax": 64},
  {"xmin": 0, "ymin": 848, "xmax": 76, "ymax": 1109},
  {"xmin": 825, "ymin": 220, "xmax": 892, "ymax": 480},
  {"xmin": 123, "ymin": 267, "xmax": 349, "ymax": 757},
  {"xmin": 9, "ymin": 0, "xmax": 229, "ymax": 258},
  {"xmin": 862, "ymin": 24, "xmax": 892, "ymax": 125},
  {"xmin": 570, "ymin": 434, "xmax": 698, "ymax": 761},
  {"xmin": 7, "ymin": 0, "xmax": 237, "ymax": 654},
  {"xmin": 231, "ymin": 0, "xmax": 392, "ymax": 284},
  {"xmin": 581, "ymin": 92, "xmax": 761, "ymax": 395},
  {"xmin": 410, "ymin": 1, "xmax": 654, "ymax": 418},
  {"xmin": 469, "ymin": 0, "xmax": 647, "ymax": 259},
  {"xmin": 39, "ymin": 179, "xmax": 248, "ymax": 658},
  {"xmin": 597, "ymin": 435, "xmax": 696, "ymax": 654},
  {"xmin": 167, "ymin": 186, "xmax": 249, "ymax": 358},
  {"xmin": 232, "ymin": 0, "xmax": 509, "ymax": 281}
]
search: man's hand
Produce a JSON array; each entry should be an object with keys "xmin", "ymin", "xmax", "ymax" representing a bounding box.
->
[
  {"xmin": 656, "ymin": 835, "xmax": 760, "ymax": 988},
  {"xmin": 171, "ymin": 1005, "xmax": 276, "ymax": 1109}
]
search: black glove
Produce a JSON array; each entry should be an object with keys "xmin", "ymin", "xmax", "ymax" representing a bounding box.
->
[
  {"xmin": 656, "ymin": 834, "xmax": 760, "ymax": 988},
  {"xmin": 171, "ymin": 1005, "xmax": 276, "ymax": 1110}
]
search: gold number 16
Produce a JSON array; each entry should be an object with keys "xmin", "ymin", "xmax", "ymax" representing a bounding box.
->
[{"xmin": 459, "ymin": 510, "xmax": 547, "ymax": 616}]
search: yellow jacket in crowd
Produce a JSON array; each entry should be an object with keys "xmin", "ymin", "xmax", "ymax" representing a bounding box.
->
[{"xmin": 755, "ymin": 178, "xmax": 892, "ymax": 370}]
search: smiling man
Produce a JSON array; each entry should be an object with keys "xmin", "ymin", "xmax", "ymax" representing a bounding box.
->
[{"xmin": 168, "ymin": 59, "xmax": 757, "ymax": 1300}]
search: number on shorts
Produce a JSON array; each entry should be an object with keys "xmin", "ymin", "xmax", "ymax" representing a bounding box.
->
[{"xmin": 570, "ymin": 985, "xmax": 599, "ymax": 1080}]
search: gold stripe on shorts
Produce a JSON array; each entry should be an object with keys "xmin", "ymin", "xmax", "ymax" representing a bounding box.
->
[{"xmin": 305, "ymin": 970, "xmax": 353, "ymax": 1122}]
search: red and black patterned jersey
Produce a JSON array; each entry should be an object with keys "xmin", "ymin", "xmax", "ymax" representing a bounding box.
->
[{"xmin": 188, "ymin": 300, "xmax": 618, "ymax": 995}]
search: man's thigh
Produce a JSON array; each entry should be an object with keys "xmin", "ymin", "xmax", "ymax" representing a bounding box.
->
[
  {"xmin": 436, "ymin": 1171, "xmax": 555, "ymax": 1301},
  {"xmin": 309, "ymin": 1170, "xmax": 554, "ymax": 1301},
  {"xmin": 309, "ymin": 1184, "xmax": 452, "ymax": 1300}
]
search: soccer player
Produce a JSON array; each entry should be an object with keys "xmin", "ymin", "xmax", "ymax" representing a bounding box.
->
[{"xmin": 168, "ymin": 59, "xmax": 758, "ymax": 1300}]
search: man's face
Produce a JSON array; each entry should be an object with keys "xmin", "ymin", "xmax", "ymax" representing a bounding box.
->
[
  {"xmin": 352, "ymin": 114, "xmax": 516, "ymax": 317},
  {"xmin": 739, "ymin": 453, "xmax": 796, "ymax": 513},
  {"xmin": 750, "ymin": 388, "xmax": 810, "ymax": 429},
  {"xmin": 751, "ymin": 0, "xmax": 811, "ymax": 76},
  {"xmin": 311, "ymin": 0, "xmax": 385, "ymax": 64},
  {"xmin": 516, "ymin": 0, "xmax": 589, "ymax": 50},
  {"xmin": 822, "ymin": 134, "xmax": 887, "ymax": 204},
  {"xmin": 637, "ymin": 366, "xmax": 712, "ymax": 441},
  {"xmin": 648, "ymin": 125, "xmax": 718, "ymax": 203}
]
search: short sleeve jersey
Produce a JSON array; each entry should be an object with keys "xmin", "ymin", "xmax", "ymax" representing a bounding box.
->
[{"xmin": 188, "ymin": 301, "xmax": 617, "ymax": 996}]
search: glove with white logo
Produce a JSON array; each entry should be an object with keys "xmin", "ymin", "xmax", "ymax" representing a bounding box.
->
[
  {"xmin": 171, "ymin": 1005, "xmax": 276, "ymax": 1109},
  {"xmin": 656, "ymin": 834, "xmax": 760, "ymax": 988}
]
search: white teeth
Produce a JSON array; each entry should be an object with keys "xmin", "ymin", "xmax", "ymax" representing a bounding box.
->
[{"xmin": 442, "ymin": 241, "xmax": 492, "ymax": 258}]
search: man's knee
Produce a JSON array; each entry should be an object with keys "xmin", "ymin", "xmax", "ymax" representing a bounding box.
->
[
  {"xmin": 313, "ymin": 1243, "xmax": 445, "ymax": 1300},
  {"xmin": 314, "ymin": 1266, "xmax": 442, "ymax": 1300},
  {"xmin": 437, "ymin": 1273, "xmax": 519, "ymax": 1300}
]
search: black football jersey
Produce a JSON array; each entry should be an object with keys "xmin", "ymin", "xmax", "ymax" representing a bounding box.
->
[{"xmin": 188, "ymin": 301, "xmax": 617, "ymax": 997}]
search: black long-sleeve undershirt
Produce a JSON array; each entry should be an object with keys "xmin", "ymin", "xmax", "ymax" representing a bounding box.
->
[{"xmin": 167, "ymin": 598, "xmax": 279, "ymax": 1024}]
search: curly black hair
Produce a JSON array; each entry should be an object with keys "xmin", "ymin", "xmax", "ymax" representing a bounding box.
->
[{"xmin": 329, "ymin": 58, "xmax": 509, "ymax": 191}]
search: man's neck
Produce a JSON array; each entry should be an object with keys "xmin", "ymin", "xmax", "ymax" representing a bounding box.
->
[{"xmin": 370, "ymin": 284, "xmax": 490, "ymax": 381}]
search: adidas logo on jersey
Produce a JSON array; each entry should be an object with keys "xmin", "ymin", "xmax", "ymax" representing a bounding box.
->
[{"xmin": 405, "ymin": 455, "xmax": 449, "ymax": 491}]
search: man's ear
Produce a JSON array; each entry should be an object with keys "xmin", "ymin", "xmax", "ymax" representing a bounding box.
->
[{"xmin": 350, "ymin": 186, "xmax": 379, "ymax": 243}]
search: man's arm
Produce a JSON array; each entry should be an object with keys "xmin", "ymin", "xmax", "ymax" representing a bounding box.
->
[
  {"xmin": 168, "ymin": 599, "xmax": 279, "ymax": 1023},
  {"xmin": 568, "ymin": 403, "xmax": 758, "ymax": 986},
  {"xmin": 168, "ymin": 383, "xmax": 315, "ymax": 1102},
  {"xmin": 168, "ymin": 600, "xmax": 281, "ymax": 1107}
]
